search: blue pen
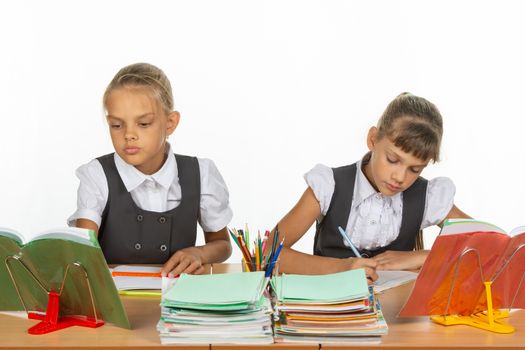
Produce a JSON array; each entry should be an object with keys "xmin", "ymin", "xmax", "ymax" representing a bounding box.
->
[
  {"xmin": 266, "ymin": 238, "xmax": 284, "ymax": 277},
  {"xmin": 337, "ymin": 226, "xmax": 362, "ymax": 258}
]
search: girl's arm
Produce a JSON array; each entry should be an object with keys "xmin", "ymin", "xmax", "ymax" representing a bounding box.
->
[
  {"xmin": 76, "ymin": 218, "xmax": 99, "ymax": 235},
  {"xmin": 161, "ymin": 227, "xmax": 232, "ymax": 277},
  {"xmin": 266, "ymin": 187, "xmax": 377, "ymax": 280},
  {"xmin": 439, "ymin": 204, "xmax": 471, "ymax": 227},
  {"xmin": 373, "ymin": 204, "xmax": 471, "ymax": 270}
]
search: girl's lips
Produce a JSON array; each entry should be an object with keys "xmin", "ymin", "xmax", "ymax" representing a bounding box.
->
[
  {"xmin": 124, "ymin": 147, "xmax": 140, "ymax": 155},
  {"xmin": 386, "ymin": 183, "xmax": 401, "ymax": 192}
]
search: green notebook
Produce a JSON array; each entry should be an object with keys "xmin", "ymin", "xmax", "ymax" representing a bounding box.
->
[
  {"xmin": 272, "ymin": 269, "xmax": 369, "ymax": 303},
  {"xmin": 0, "ymin": 226, "xmax": 130, "ymax": 329},
  {"xmin": 162, "ymin": 271, "xmax": 267, "ymax": 311}
]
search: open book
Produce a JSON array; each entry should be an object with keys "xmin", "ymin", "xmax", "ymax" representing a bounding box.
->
[
  {"xmin": 374, "ymin": 270, "xmax": 418, "ymax": 293},
  {"xmin": 400, "ymin": 219, "xmax": 525, "ymax": 317},
  {"xmin": 111, "ymin": 265, "xmax": 163, "ymax": 295},
  {"xmin": 0, "ymin": 227, "xmax": 130, "ymax": 329}
]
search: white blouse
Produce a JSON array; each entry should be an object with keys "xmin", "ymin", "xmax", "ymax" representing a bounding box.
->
[
  {"xmin": 304, "ymin": 159, "xmax": 455, "ymax": 250},
  {"xmin": 68, "ymin": 145, "xmax": 233, "ymax": 233}
]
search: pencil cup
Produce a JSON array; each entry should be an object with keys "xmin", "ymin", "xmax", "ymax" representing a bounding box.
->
[{"xmin": 241, "ymin": 259, "xmax": 279, "ymax": 276}]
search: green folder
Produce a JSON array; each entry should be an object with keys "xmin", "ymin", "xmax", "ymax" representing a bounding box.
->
[
  {"xmin": 162, "ymin": 271, "xmax": 267, "ymax": 311},
  {"xmin": 272, "ymin": 268, "xmax": 369, "ymax": 303}
]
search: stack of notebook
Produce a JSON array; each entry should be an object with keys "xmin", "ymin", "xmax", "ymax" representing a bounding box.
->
[
  {"xmin": 271, "ymin": 269, "xmax": 388, "ymax": 344},
  {"xmin": 157, "ymin": 271, "xmax": 274, "ymax": 344}
]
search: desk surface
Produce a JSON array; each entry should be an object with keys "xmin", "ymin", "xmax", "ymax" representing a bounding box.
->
[{"xmin": 2, "ymin": 263, "xmax": 524, "ymax": 350}]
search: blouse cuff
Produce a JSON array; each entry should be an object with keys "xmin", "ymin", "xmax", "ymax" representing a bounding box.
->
[
  {"xmin": 421, "ymin": 177, "xmax": 456, "ymax": 228},
  {"xmin": 200, "ymin": 208, "xmax": 233, "ymax": 233},
  {"xmin": 67, "ymin": 209, "xmax": 102, "ymax": 228}
]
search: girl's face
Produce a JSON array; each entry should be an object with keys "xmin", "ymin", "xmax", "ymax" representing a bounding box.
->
[
  {"xmin": 105, "ymin": 87, "xmax": 179, "ymax": 175},
  {"xmin": 363, "ymin": 127, "xmax": 429, "ymax": 196}
]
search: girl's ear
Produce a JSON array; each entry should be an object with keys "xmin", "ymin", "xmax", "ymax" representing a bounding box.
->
[
  {"xmin": 367, "ymin": 126, "xmax": 378, "ymax": 151},
  {"xmin": 166, "ymin": 111, "xmax": 180, "ymax": 136}
]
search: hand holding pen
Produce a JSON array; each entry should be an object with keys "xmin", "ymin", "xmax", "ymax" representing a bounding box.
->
[{"xmin": 337, "ymin": 226, "xmax": 377, "ymax": 282}]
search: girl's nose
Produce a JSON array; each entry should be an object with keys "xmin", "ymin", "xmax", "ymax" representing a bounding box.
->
[
  {"xmin": 392, "ymin": 169, "xmax": 406, "ymax": 184},
  {"xmin": 125, "ymin": 129, "xmax": 138, "ymax": 141}
]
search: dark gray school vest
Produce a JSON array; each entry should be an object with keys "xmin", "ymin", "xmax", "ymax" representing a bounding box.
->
[
  {"xmin": 313, "ymin": 162, "xmax": 427, "ymax": 258},
  {"xmin": 97, "ymin": 153, "xmax": 200, "ymax": 264}
]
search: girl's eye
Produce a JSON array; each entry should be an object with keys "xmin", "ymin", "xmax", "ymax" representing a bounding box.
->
[
  {"xmin": 139, "ymin": 123, "xmax": 151, "ymax": 128},
  {"xmin": 386, "ymin": 156, "xmax": 397, "ymax": 164},
  {"xmin": 110, "ymin": 124, "xmax": 122, "ymax": 129},
  {"xmin": 410, "ymin": 168, "xmax": 422, "ymax": 174}
]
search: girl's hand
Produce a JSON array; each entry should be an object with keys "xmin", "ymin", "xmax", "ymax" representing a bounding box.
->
[
  {"xmin": 372, "ymin": 250, "xmax": 428, "ymax": 270},
  {"xmin": 161, "ymin": 248, "xmax": 206, "ymax": 277},
  {"xmin": 346, "ymin": 257, "xmax": 378, "ymax": 282}
]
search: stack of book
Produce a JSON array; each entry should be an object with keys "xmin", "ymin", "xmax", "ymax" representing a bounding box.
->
[
  {"xmin": 157, "ymin": 271, "xmax": 274, "ymax": 345},
  {"xmin": 271, "ymin": 269, "xmax": 388, "ymax": 344}
]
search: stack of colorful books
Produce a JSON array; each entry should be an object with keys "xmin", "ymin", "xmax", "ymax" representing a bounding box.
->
[
  {"xmin": 157, "ymin": 271, "xmax": 274, "ymax": 345},
  {"xmin": 271, "ymin": 269, "xmax": 388, "ymax": 344}
]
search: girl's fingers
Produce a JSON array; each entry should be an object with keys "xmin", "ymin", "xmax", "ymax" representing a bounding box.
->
[{"xmin": 169, "ymin": 258, "xmax": 191, "ymax": 277}]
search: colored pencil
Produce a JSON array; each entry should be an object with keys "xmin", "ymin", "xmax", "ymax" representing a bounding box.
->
[
  {"xmin": 228, "ymin": 227, "xmax": 241, "ymax": 248},
  {"xmin": 244, "ymin": 224, "xmax": 250, "ymax": 252}
]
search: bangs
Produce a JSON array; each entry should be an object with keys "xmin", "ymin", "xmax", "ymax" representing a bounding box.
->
[{"xmin": 387, "ymin": 122, "xmax": 441, "ymax": 162}]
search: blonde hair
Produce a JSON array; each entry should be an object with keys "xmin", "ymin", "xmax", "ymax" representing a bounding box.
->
[
  {"xmin": 103, "ymin": 63, "xmax": 174, "ymax": 113},
  {"xmin": 377, "ymin": 92, "xmax": 443, "ymax": 162}
]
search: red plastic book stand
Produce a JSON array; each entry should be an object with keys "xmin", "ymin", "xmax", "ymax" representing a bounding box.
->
[{"xmin": 26, "ymin": 291, "xmax": 104, "ymax": 335}]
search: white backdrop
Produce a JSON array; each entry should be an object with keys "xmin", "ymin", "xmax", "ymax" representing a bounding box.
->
[{"xmin": 1, "ymin": 0, "xmax": 524, "ymax": 262}]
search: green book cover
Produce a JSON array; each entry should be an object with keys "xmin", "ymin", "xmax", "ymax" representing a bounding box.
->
[
  {"xmin": 272, "ymin": 268, "xmax": 369, "ymax": 303},
  {"xmin": 0, "ymin": 227, "xmax": 130, "ymax": 329},
  {"xmin": 162, "ymin": 271, "xmax": 267, "ymax": 310}
]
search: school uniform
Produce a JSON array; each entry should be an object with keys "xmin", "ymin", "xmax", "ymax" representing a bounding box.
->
[
  {"xmin": 306, "ymin": 153, "xmax": 455, "ymax": 258},
  {"xmin": 68, "ymin": 144, "xmax": 233, "ymax": 264}
]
